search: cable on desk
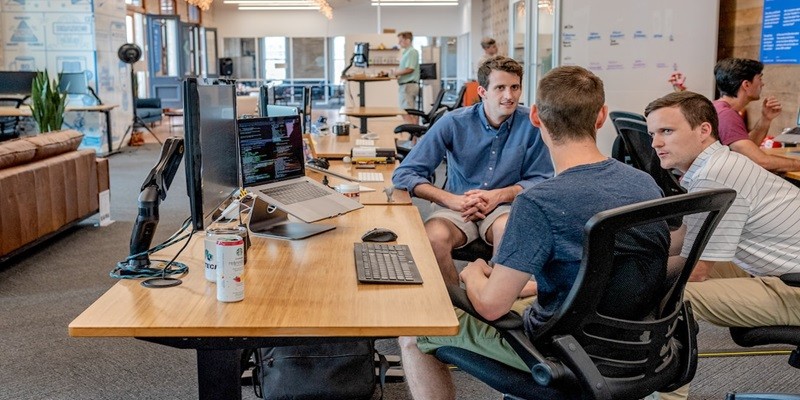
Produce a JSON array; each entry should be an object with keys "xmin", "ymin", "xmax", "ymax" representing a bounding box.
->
[{"xmin": 109, "ymin": 217, "xmax": 194, "ymax": 280}]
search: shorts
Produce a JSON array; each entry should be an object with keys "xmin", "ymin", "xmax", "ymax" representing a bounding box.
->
[
  {"xmin": 417, "ymin": 296, "xmax": 535, "ymax": 372},
  {"xmin": 426, "ymin": 203, "xmax": 511, "ymax": 248},
  {"xmin": 398, "ymin": 83, "xmax": 419, "ymax": 109}
]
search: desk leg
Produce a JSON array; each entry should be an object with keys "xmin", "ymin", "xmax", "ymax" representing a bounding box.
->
[
  {"xmin": 104, "ymin": 110, "xmax": 114, "ymax": 155},
  {"xmin": 196, "ymin": 349, "xmax": 243, "ymax": 400},
  {"xmin": 359, "ymin": 117, "xmax": 368, "ymax": 134},
  {"xmin": 358, "ymin": 81, "xmax": 366, "ymax": 107}
]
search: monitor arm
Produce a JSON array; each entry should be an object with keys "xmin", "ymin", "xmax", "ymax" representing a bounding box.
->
[
  {"xmin": 87, "ymin": 86, "xmax": 103, "ymax": 105},
  {"xmin": 341, "ymin": 54, "xmax": 356, "ymax": 78},
  {"xmin": 124, "ymin": 137, "xmax": 185, "ymax": 269}
]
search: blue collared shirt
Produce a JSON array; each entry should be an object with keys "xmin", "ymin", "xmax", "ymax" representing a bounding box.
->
[{"xmin": 392, "ymin": 103, "xmax": 553, "ymax": 196}]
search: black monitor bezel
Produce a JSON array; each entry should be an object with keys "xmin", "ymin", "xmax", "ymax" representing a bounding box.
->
[{"xmin": 0, "ymin": 71, "xmax": 38, "ymax": 96}]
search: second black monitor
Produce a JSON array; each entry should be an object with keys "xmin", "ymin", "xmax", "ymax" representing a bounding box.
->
[
  {"xmin": 0, "ymin": 71, "xmax": 38, "ymax": 96},
  {"xmin": 58, "ymin": 72, "xmax": 89, "ymax": 95}
]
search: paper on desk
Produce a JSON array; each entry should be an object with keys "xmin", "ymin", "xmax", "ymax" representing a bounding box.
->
[
  {"xmin": 356, "ymin": 139, "xmax": 376, "ymax": 147},
  {"xmin": 359, "ymin": 186, "xmax": 377, "ymax": 192}
]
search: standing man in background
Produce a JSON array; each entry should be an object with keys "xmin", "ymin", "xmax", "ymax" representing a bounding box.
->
[
  {"xmin": 712, "ymin": 58, "xmax": 800, "ymax": 172},
  {"xmin": 479, "ymin": 38, "xmax": 498, "ymax": 63},
  {"xmin": 393, "ymin": 31, "xmax": 420, "ymax": 124}
]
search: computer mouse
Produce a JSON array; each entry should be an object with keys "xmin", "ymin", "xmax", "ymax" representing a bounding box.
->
[
  {"xmin": 307, "ymin": 157, "xmax": 330, "ymax": 169},
  {"xmin": 361, "ymin": 228, "xmax": 398, "ymax": 243}
]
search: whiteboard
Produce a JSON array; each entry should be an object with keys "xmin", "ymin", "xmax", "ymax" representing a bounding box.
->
[{"xmin": 559, "ymin": 0, "xmax": 720, "ymax": 155}]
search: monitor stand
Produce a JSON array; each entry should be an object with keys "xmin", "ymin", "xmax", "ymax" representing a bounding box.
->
[{"xmin": 247, "ymin": 197, "xmax": 334, "ymax": 240}]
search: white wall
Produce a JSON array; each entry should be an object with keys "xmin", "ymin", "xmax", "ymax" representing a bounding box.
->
[{"xmin": 212, "ymin": 2, "xmax": 462, "ymax": 39}]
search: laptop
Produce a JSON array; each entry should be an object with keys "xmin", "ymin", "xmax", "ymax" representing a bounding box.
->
[{"xmin": 238, "ymin": 115, "xmax": 363, "ymax": 223}]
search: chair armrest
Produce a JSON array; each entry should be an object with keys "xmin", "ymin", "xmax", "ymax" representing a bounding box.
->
[
  {"xmin": 446, "ymin": 284, "xmax": 576, "ymax": 386},
  {"xmin": 394, "ymin": 124, "xmax": 429, "ymax": 138},
  {"xmin": 445, "ymin": 284, "xmax": 524, "ymax": 330},
  {"xmin": 781, "ymin": 273, "xmax": 800, "ymax": 287},
  {"xmin": 404, "ymin": 109, "xmax": 427, "ymax": 118}
]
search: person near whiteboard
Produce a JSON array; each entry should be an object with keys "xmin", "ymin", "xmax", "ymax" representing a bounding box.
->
[{"xmin": 712, "ymin": 58, "xmax": 800, "ymax": 172}]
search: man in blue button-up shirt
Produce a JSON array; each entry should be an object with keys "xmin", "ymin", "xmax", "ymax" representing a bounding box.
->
[{"xmin": 392, "ymin": 56, "xmax": 554, "ymax": 286}]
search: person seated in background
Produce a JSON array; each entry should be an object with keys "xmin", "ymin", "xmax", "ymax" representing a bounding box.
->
[
  {"xmin": 398, "ymin": 65, "xmax": 670, "ymax": 400},
  {"xmin": 646, "ymin": 89, "xmax": 800, "ymax": 400},
  {"xmin": 712, "ymin": 58, "xmax": 800, "ymax": 172},
  {"xmin": 392, "ymin": 56, "xmax": 553, "ymax": 287}
]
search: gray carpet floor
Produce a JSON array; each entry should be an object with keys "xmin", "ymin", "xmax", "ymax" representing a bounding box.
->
[{"xmin": 1, "ymin": 143, "xmax": 798, "ymax": 399}]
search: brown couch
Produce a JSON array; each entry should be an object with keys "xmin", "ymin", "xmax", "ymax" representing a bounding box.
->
[{"xmin": 0, "ymin": 130, "xmax": 110, "ymax": 262}]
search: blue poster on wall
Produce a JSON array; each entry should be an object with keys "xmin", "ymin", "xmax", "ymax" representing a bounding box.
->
[{"xmin": 761, "ymin": 0, "xmax": 800, "ymax": 64}]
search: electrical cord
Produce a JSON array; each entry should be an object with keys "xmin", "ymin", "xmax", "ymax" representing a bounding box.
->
[{"xmin": 110, "ymin": 217, "xmax": 194, "ymax": 280}]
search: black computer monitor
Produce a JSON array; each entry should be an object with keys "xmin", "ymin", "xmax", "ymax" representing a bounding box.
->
[
  {"xmin": 58, "ymin": 72, "xmax": 89, "ymax": 95},
  {"xmin": 0, "ymin": 71, "xmax": 38, "ymax": 96},
  {"xmin": 419, "ymin": 63, "xmax": 437, "ymax": 80},
  {"xmin": 183, "ymin": 77, "xmax": 241, "ymax": 231},
  {"xmin": 354, "ymin": 42, "xmax": 370, "ymax": 68}
]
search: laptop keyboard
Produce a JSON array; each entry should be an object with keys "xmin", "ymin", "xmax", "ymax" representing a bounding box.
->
[
  {"xmin": 260, "ymin": 181, "xmax": 330, "ymax": 205},
  {"xmin": 357, "ymin": 172, "xmax": 384, "ymax": 182},
  {"xmin": 354, "ymin": 243, "xmax": 423, "ymax": 284}
]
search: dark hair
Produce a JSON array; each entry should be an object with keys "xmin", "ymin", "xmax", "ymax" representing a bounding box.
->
[
  {"xmin": 477, "ymin": 56, "xmax": 523, "ymax": 89},
  {"xmin": 535, "ymin": 66, "xmax": 605, "ymax": 142},
  {"xmin": 644, "ymin": 91, "xmax": 719, "ymax": 140},
  {"xmin": 397, "ymin": 31, "xmax": 413, "ymax": 40},
  {"xmin": 480, "ymin": 37, "xmax": 496, "ymax": 49},
  {"xmin": 714, "ymin": 58, "xmax": 763, "ymax": 97}
]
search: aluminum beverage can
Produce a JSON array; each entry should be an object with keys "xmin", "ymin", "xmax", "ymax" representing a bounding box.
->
[
  {"xmin": 216, "ymin": 236, "xmax": 245, "ymax": 302},
  {"xmin": 204, "ymin": 226, "xmax": 249, "ymax": 282}
]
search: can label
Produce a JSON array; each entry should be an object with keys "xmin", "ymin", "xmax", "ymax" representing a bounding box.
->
[
  {"xmin": 204, "ymin": 227, "xmax": 248, "ymax": 282},
  {"xmin": 216, "ymin": 236, "xmax": 245, "ymax": 302}
]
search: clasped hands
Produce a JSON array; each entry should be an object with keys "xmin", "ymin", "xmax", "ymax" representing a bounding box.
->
[{"xmin": 447, "ymin": 189, "xmax": 504, "ymax": 222}]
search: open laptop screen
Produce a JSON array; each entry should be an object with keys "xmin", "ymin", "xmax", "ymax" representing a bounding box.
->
[{"xmin": 238, "ymin": 115, "xmax": 305, "ymax": 187}]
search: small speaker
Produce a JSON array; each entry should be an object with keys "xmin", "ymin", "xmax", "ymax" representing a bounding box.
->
[{"xmin": 219, "ymin": 58, "xmax": 233, "ymax": 76}]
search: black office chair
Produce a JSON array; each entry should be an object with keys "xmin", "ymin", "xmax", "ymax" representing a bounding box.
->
[
  {"xmin": 612, "ymin": 117, "xmax": 686, "ymax": 197},
  {"xmin": 404, "ymin": 88, "xmax": 447, "ymax": 126},
  {"xmin": 725, "ymin": 273, "xmax": 800, "ymax": 400},
  {"xmin": 435, "ymin": 188, "xmax": 737, "ymax": 400},
  {"xmin": 609, "ymin": 110, "xmax": 645, "ymax": 123},
  {"xmin": 0, "ymin": 97, "xmax": 24, "ymax": 141},
  {"xmin": 609, "ymin": 111, "xmax": 645, "ymax": 165},
  {"xmin": 394, "ymin": 107, "xmax": 448, "ymax": 161}
]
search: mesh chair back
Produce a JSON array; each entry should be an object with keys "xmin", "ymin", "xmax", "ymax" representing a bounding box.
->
[{"xmin": 612, "ymin": 117, "xmax": 686, "ymax": 197}]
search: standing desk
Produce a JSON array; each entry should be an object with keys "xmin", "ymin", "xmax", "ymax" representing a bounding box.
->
[
  {"xmin": 0, "ymin": 104, "xmax": 118, "ymax": 155},
  {"xmin": 69, "ymin": 206, "xmax": 458, "ymax": 400},
  {"xmin": 343, "ymin": 75, "xmax": 392, "ymax": 107}
]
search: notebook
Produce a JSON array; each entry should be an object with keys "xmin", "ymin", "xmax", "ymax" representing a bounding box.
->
[{"xmin": 238, "ymin": 115, "xmax": 363, "ymax": 223}]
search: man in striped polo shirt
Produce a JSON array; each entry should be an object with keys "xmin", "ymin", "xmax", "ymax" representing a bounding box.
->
[{"xmin": 645, "ymin": 91, "xmax": 800, "ymax": 329}]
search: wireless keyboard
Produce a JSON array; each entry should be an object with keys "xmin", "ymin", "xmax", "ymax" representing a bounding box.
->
[
  {"xmin": 357, "ymin": 172, "xmax": 384, "ymax": 182},
  {"xmin": 354, "ymin": 243, "xmax": 423, "ymax": 284}
]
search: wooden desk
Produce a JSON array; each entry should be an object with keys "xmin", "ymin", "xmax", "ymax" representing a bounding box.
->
[
  {"xmin": 0, "ymin": 104, "xmax": 118, "ymax": 155},
  {"xmin": 69, "ymin": 206, "xmax": 457, "ymax": 399},
  {"xmin": 341, "ymin": 106, "xmax": 405, "ymax": 134},
  {"xmin": 311, "ymin": 130, "xmax": 397, "ymax": 159},
  {"xmin": 763, "ymin": 147, "xmax": 800, "ymax": 181},
  {"xmin": 306, "ymin": 160, "xmax": 412, "ymax": 205}
]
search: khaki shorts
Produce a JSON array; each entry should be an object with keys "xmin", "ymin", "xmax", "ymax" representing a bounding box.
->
[
  {"xmin": 398, "ymin": 83, "xmax": 419, "ymax": 109},
  {"xmin": 417, "ymin": 296, "xmax": 535, "ymax": 372},
  {"xmin": 426, "ymin": 203, "xmax": 511, "ymax": 248}
]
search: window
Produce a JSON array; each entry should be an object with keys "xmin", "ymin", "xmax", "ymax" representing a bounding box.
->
[
  {"xmin": 160, "ymin": 0, "xmax": 176, "ymax": 14},
  {"xmin": 291, "ymin": 38, "xmax": 325, "ymax": 80},
  {"xmin": 263, "ymin": 37, "xmax": 287, "ymax": 80},
  {"xmin": 188, "ymin": 5, "xmax": 201, "ymax": 24},
  {"xmin": 331, "ymin": 36, "xmax": 345, "ymax": 85}
]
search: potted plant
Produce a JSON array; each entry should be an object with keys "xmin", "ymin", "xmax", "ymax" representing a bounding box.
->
[{"xmin": 30, "ymin": 70, "xmax": 67, "ymax": 133}]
